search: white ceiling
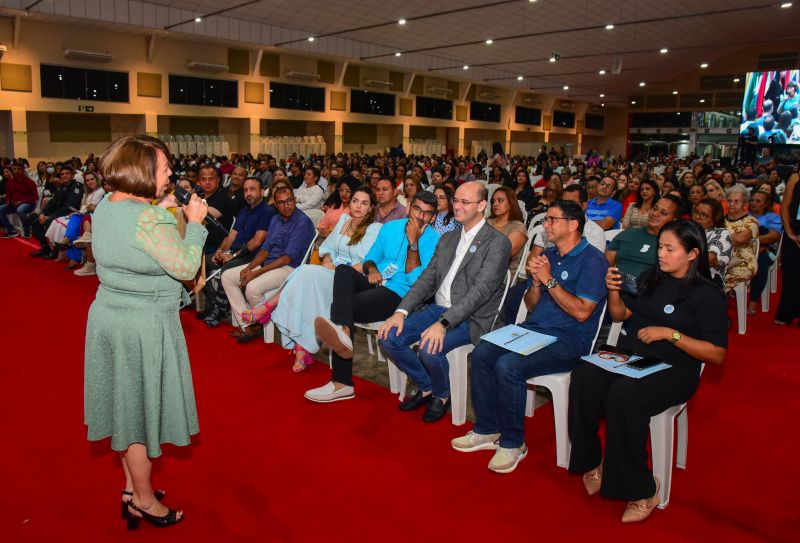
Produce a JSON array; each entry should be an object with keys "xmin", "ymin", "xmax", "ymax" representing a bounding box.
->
[{"xmin": 4, "ymin": 0, "xmax": 800, "ymax": 106}]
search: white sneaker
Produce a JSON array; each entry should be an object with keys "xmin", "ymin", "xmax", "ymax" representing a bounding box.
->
[
  {"xmin": 451, "ymin": 431, "xmax": 501, "ymax": 453},
  {"xmin": 73, "ymin": 231, "xmax": 92, "ymax": 248},
  {"xmin": 314, "ymin": 317, "xmax": 353, "ymax": 359},
  {"xmin": 488, "ymin": 444, "xmax": 528, "ymax": 474},
  {"xmin": 74, "ymin": 262, "xmax": 96, "ymax": 276},
  {"xmin": 304, "ymin": 382, "xmax": 355, "ymax": 403}
]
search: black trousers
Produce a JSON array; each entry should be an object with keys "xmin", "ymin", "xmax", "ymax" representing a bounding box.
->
[
  {"xmin": 203, "ymin": 251, "xmax": 256, "ymax": 317},
  {"xmin": 30, "ymin": 216, "xmax": 55, "ymax": 252},
  {"xmin": 775, "ymin": 234, "xmax": 800, "ymax": 322},
  {"xmin": 567, "ymin": 361, "xmax": 700, "ymax": 501},
  {"xmin": 329, "ymin": 265, "xmax": 401, "ymax": 386},
  {"xmin": 749, "ymin": 251, "xmax": 772, "ymax": 302}
]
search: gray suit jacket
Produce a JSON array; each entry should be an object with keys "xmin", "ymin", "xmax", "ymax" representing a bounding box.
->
[{"xmin": 397, "ymin": 222, "xmax": 512, "ymax": 344}]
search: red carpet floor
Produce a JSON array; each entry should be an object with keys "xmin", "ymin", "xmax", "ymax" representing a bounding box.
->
[{"xmin": 1, "ymin": 237, "xmax": 798, "ymax": 542}]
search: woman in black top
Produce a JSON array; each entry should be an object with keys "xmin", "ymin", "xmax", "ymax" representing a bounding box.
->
[
  {"xmin": 775, "ymin": 171, "xmax": 800, "ymax": 325},
  {"xmin": 568, "ymin": 220, "xmax": 727, "ymax": 523}
]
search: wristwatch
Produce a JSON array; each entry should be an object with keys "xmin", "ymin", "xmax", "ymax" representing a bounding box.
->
[
  {"xmin": 545, "ymin": 278, "xmax": 558, "ymax": 290},
  {"xmin": 670, "ymin": 330, "xmax": 682, "ymax": 344},
  {"xmin": 408, "ymin": 242, "xmax": 419, "ymax": 252},
  {"xmin": 439, "ymin": 318, "xmax": 450, "ymax": 329}
]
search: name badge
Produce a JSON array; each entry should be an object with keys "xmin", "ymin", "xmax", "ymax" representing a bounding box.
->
[
  {"xmin": 334, "ymin": 256, "xmax": 352, "ymax": 266},
  {"xmin": 469, "ymin": 245, "xmax": 477, "ymax": 253},
  {"xmin": 561, "ymin": 270, "xmax": 569, "ymax": 280},
  {"xmin": 640, "ymin": 244, "xmax": 651, "ymax": 253},
  {"xmin": 664, "ymin": 304, "xmax": 675, "ymax": 314},
  {"xmin": 382, "ymin": 263, "xmax": 399, "ymax": 280}
]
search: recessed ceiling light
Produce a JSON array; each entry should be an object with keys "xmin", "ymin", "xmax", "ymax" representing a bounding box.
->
[
  {"xmin": 563, "ymin": 85, "xmax": 569, "ymax": 90},
  {"xmin": 659, "ymin": 48, "xmax": 668, "ymax": 54},
  {"xmin": 308, "ymin": 36, "xmax": 315, "ymax": 42},
  {"xmin": 605, "ymin": 24, "xmax": 615, "ymax": 30},
  {"xmin": 700, "ymin": 63, "xmax": 709, "ymax": 68},
  {"xmin": 529, "ymin": 0, "xmax": 537, "ymax": 3},
  {"xmin": 700, "ymin": 99, "xmax": 706, "ymax": 103},
  {"xmin": 462, "ymin": 65, "xmax": 469, "ymax": 70},
  {"xmin": 194, "ymin": 17, "xmax": 202, "ymax": 23},
  {"xmin": 601, "ymin": 103, "xmax": 605, "ymax": 107},
  {"xmin": 599, "ymin": 69, "xmax": 606, "ymax": 75},
  {"xmin": 631, "ymin": 100, "xmax": 637, "ymax": 104},
  {"xmin": 549, "ymin": 56, "xmax": 557, "ymax": 63},
  {"xmin": 780, "ymin": 2, "xmax": 792, "ymax": 8},
  {"xmin": 485, "ymin": 39, "xmax": 493, "ymax": 45},
  {"xmin": 639, "ymin": 81, "xmax": 646, "ymax": 87},
  {"xmin": 733, "ymin": 77, "xmax": 740, "ymax": 82},
  {"xmin": 398, "ymin": 18, "xmax": 406, "ymax": 25},
  {"xmin": 395, "ymin": 52, "xmax": 402, "ymax": 57},
  {"xmin": 672, "ymin": 90, "xmax": 679, "ymax": 94},
  {"xmin": 599, "ymin": 93, "xmax": 605, "ymax": 97},
  {"xmin": 517, "ymin": 75, "xmax": 524, "ymax": 81}
]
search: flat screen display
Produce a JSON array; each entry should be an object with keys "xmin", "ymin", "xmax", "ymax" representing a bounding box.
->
[{"xmin": 740, "ymin": 70, "xmax": 799, "ymax": 144}]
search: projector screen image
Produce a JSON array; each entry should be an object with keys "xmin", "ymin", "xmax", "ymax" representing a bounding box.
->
[{"xmin": 740, "ymin": 69, "xmax": 800, "ymax": 144}]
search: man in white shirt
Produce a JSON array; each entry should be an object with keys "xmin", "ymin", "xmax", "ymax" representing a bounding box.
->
[
  {"xmin": 378, "ymin": 182, "xmax": 511, "ymax": 422},
  {"xmin": 293, "ymin": 166, "xmax": 326, "ymax": 211}
]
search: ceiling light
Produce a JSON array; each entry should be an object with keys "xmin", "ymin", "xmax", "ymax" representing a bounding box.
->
[
  {"xmin": 599, "ymin": 69, "xmax": 606, "ymax": 75},
  {"xmin": 601, "ymin": 103, "xmax": 605, "ymax": 107},
  {"xmin": 462, "ymin": 65, "xmax": 469, "ymax": 70},
  {"xmin": 780, "ymin": 2, "xmax": 792, "ymax": 8},
  {"xmin": 194, "ymin": 17, "xmax": 202, "ymax": 23},
  {"xmin": 733, "ymin": 77, "xmax": 740, "ymax": 82},
  {"xmin": 549, "ymin": 57, "xmax": 557, "ymax": 63},
  {"xmin": 639, "ymin": 81, "xmax": 646, "ymax": 87},
  {"xmin": 700, "ymin": 63, "xmax": 708, "ymax": 68},
  {"xmin": 517, "ymin": 75, "xmax": 524, "ymax": 81},
  {"xmin": 529, "ymin": 0, "xmax": 537, "ymax": 2},
  {"xmin": 672, "ymin": 90, "xmax": 679, "ymax": 94},
  {"xmin": 605, "ymin": 24, "xmax": 614, "ymax": 30},
  {"xmin": 700, "ymin": 99, "xmax": 706, "ymax": 103},
  {"xmin": 308, "ymin": 36, "xmax": 315, "ymax": 42},
  {"xmin": 599, "ymin": 93, "xmax": 605, "ymax": 97},
  {"xmin": 563, "ymin": 85, "xmax": 569, "ymax": 90},
  {"xmin": 395, "ymin": 52, "xmax": 402, "ymax": 57},
  {"xmin": 631, "ymin": 100, "xmax": 637, "ymax": 105},
  {"xmin": 485, "ymin": 39, "xmax": 493, "ymax": 45},
  {"xmin": 398, "ymin": 18, "xmax": 406, "ymax": 25},
  {"xmin": 659, "ymin": 48, "xmax": 668, "ymax": 54}
]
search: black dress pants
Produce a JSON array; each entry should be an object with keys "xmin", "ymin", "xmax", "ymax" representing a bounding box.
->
[
  {"xmin": 204, "ymin": 251, "xmax": 256, "ymax": 317},
  {"xmin": 567, "ymin": 361, "xmax": 700, "ymax": 501},
  {"xmin": 30, "ymin": 216, "xmax": 55, "ymax": 252},
  {"xmin": 329, "ymin": 265, "xmax": 401, "ymax": 386}
]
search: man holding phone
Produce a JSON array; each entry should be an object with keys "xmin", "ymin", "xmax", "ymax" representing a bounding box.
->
[{"xmin": 306, "ymin": 191, "xmax": 441, "ymax": 403}]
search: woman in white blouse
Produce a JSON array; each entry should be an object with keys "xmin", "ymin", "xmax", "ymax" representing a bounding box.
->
[{"xmin": 621, "ymin": 178, "xmax": 659, "ymax": 229}]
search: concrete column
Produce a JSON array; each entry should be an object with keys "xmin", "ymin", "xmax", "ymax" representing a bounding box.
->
[
  {"xmin": 505, "ymin": 128, "xmax": 511, "ymax": 157},
  {"xmin": 249, "ymin": 116, "xmax": 261, "ymax": 156},
  {"xmin": 11, "ymin": 107, "xmax": 28, "ymax": 159},
  {"xmin": 334, "ymin": 120, "xmax": 343, "ymax": 154},
  {"xmin": 577, "ymin": 134, "xmax": 583, "ymax": 156},
  {"xmin": 457, "ymin": 126, "xmax": 465, "ymax": 156},
  {"xmin": 402, "ymin": 122, "xmax": 411, "ymax": 152},
  {"xmin": 144, "ymin": 112, "xmax": 158, "ymax": 137}
]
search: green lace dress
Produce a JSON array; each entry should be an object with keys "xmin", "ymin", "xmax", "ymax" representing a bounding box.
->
[{"xmin": 84, "ymin": 196, "xmax": 207, "ymax": 458}]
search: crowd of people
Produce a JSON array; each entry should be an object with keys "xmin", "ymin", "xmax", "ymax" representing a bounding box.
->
[{"xmin": 3, "ymin": 136, "xmax": 800, "ymax": 526}]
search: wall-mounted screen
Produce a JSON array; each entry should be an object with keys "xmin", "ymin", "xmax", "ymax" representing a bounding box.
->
[
  {"xmin": 470, "ymin": 101, "xmax": 501, "ymax": 122},
  {"xmin": 553, "ymin": 110, "xmax": 575, "ymax": 128},
  {"xmin": 740, "ymin": 70, "xmax": 799, "ymax": 144},
  {"xmin": 416, "ymin": 96, "xmax": 452, "ymax": 120},
  {"xmin": 350, "ymin": 90, "xmax": 395, "ymax": 116}
]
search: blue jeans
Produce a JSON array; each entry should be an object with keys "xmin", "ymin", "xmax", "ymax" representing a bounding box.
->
[
  {"xmin": 64, "ymin": 214, "xmax": 84, "ymax": 262},
  {"xmin": 0, "ymin": 202, "xmax": 35, "ymax": 235},
  {"xmin": 379, "ymin": 304, "xmax": 472, "ymax": 398},
  {"xmin": 471, "ymin": 336, "xmax": 585, "ymax": 448}
]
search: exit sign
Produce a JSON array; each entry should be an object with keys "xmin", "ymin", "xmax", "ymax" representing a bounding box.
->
[{"xmin": 78, "ymin": 105, "xmax": 95, "ymax": 112}]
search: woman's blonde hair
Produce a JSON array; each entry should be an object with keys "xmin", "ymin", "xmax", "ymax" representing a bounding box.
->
[
  {"xmin": 347, "ymin": 185, "xmax": 377, "ymax": 246},
  {"xmin": 99, "ymin": 135, "xmax": 170, "ymax": 198}
]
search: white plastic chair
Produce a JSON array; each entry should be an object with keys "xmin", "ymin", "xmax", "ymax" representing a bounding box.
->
[
  {"xmin": 732, "ymin": 238, "xmax": 759, "ymax": 335},
  {"xmin": 761, "ymin": 234, "xmax": 782, "ymax": 312},
  {"xmin": 604, "ymin": 229, "xmax": 623, "ymax": 243},
  {"xmin": 523, "ymin": 302, "xmax": 607, "ymax": 468},
  {"xmin": 303, "ymin": 208, "xmax": 325, "ymax": 229},
  {"xmin": 517, "ymin": 200, "xmax": 528, "ymax": 225}
]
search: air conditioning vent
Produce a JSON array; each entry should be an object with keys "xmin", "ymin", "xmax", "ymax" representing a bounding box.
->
[
  {"xmin": 426, "ymin": 86, "xmax": 452, "ymax": 95},
  {"xmin": 611, "ymin": 55, "xmax": 623, "ymax": 74},
  {"xmin": 285, "ymin": 70, "xmax": 321, "ymax": 81},
  {"xmin": 63, "ymin": 48, "xmax": 113, "ymax": 62},
  {"xmin": 478, "ymin": 91, "xmax": 501, "ymax": 100},
  {"xmin": 186, "ymin": 61, "xmax": 229, "ymax": 72},
  {"xmin": 522, "ymin": 97, "xmax": 542, "ymax": 104},
  {"xmin": 364, "ymin": 79, "xmax": 393, "ymax": 88},
  {"xmin": 558, "ymin": 101, "xmax": 575, "ymax": 109}
]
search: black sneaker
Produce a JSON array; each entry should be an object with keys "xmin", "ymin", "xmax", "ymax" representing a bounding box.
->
[
  {"xmin": 2, "ymin": 230, "xmax": 19, "ymax": 239},
  {"xmin": 30, "ymin": 249, "xmax": 48, "ymax": 258}
]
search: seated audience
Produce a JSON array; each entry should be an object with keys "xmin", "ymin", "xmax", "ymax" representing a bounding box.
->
[
  {"xmin": 569, "ymin": 220, "xmax": 727, "ymax": 523},
  {"xmin": 221, "ymin": 186, "xmax": 315, "ymax": 343},
  {"xmin": 304, "ymin": 191, "xmax": 441, "ymax": 403},
  {"xmin": 747, "ymin": 190, "xmax": 783, "ymax": 314},
  {"xmin": 46, "ymin": 171, "xmax": 105, "ymax": 268},
  {"xmin": 0, "ymin": 162, "xmax": 38, "ymax": 238},
  {"xmin": 724, "ymin": 185, "xmax": 759, "ymax": 293},
  {"xmin": 318, "ymin": 176, "xmax": 359, "ymax": 237},
  {"xmin": 691, "ymin": 198, "xmax": 732, "ymax": 287},
  {"xmin": 687, "ymin": 184, "xmax": 707, "ymax": 211},
  {"xmin": 432, "ymin": 185, "xmax": 459, "ymax": 235},
  {"xmin": 245, "ymin": 186, "xmax": 381, "ymax": 371},
  {"xmin": 621, "ymin": 179, "xmax": 659, "ymax": 229},
  {"xmin": 378, "ymin": 182, "xmax": 510, "ymax": 422},
  {"xmin": 529, "ymin": 179, "xmax": 562, "ymax": 217},
  {"xmin": 607, "ymin": 195, "xmax": 681, "ymax": 279},
  {"xmin": 703, "ymin": 179, "xmax": 728, "ymax": 214},
  {"xmin": 226, "ymin": 166, "xmax": 248, "ymax": 212},
  {"xmin": 197, "ymin": 164, "xmax": 236, "ymax": 258},
  {"xmin": 451, "ymin": 201, "xmax": 608, "ymax": 473},
  {"xmin": 29, "ymin": 165, "xmax": 84, "ymax": 259},
  {"xmin": 374, "ymin": 176, "xmax": 407, "ymax": 223},
  {"xmin": 508, "ymin": 168, "xmax": 536, "ymax": 212},
  {"xmin": 294, "ymin": 166, "xmax": 326, "ymax": 211},
  {"xmin": 487, "ymin": 187, "xmax": 528, "ymax": 276},
  {"xmin": 586, "ymin": 177, "xmax": 623, "ymax": 230}
]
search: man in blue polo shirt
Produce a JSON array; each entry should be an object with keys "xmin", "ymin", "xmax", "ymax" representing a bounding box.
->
[
  {"xmin": 586, "ymin": 176, "xmax": 622, "ymax": 230},
  {"xmin": 451, "ymin": 200, "xmax": 608, "ymax": 474},
  {"xmin": 222, "ymin": 185, "xmax": 315, "ymax": 343},
  {"xmin": 202, "ymin": 176, "xmax": 275, "ymax": 327}
]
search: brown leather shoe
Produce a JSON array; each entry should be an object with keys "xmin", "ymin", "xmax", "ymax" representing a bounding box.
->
[
  {"xmin": 229, "ymin": 328, "xmax": 245, "ymax": 338},
  {"xmin": 621, "ymin": 477, "xmax": 661, "ymax": 523},
  {"xmin": 236, "ymin": 324, "xmax": 263, "ymax": 344},
  {"xmin": 582, "ymin": 464, "xmax": 602, "ymax": 496}
]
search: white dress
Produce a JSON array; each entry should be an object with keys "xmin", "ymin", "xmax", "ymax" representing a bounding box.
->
[{"xmin": 270, "ymin": 215, "xmax": 381, "ymax": 353}]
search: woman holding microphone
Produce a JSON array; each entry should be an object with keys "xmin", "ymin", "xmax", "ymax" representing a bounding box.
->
[{"xmin": 84, "ymin": 135, "xmax": 208, "ymax": 529}]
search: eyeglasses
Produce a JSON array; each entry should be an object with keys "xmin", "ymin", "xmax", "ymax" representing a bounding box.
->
[
  {"xmin": 599, "ymin": 182, "xmax": 615, "ymax": 189},
  {"xmin": 691, "ymin": 210, "xmax": 711, "ymax": 219},
  {"xmin": 410, "ymin": 204, "xmax": 435, "ymax": 217},
  {"xmin": 543, "ymin": 216, "xmax": 570, "ymax": 224},
  {"xmin": 274, "ymin": 197, "xmax": 296, "ymax": 207},
  {"xmin": 452, "ymin": 198, "xmax": 480, "ymax": 206},
  {"xmin": 435, "ymin": 195, "xmax": 450, "ymax": 201}
]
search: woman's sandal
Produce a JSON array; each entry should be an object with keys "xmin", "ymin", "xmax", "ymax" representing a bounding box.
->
[
  {"xmin": 292, "ymin": 347, "xmax": 315, "ymax": 373},
  {"xmin": 126, "ymin": 502, "xmax": 183, "ymax": 530},
  {"xmin": 241, "ymin": 303, "xmax": 274, "ymax": 325},
  {"xmin": 121, "ymin": 489, "xmax": 165, "ymax": 520},
  {"xmin": 621, "ymin": 477, "xmax": 661, "ymax": 523}
]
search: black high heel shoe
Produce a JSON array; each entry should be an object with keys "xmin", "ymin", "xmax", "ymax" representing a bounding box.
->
[
  {"xmin": 121, "ymin": 490, "xmax": 166, "ymax": 520},
  {"xmin": 126, "ymin": 502, "xmax": 184, "ymax": 530}
]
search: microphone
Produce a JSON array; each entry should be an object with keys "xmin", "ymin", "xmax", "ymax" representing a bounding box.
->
[{"xmin": 173, "ymin": 186, "xmax": 229, "ymax": 235}]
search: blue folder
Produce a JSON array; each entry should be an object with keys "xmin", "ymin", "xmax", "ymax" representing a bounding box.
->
[{"xmin": 481, "ymin": 325, "xmax": 557, "ymax": 356}]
